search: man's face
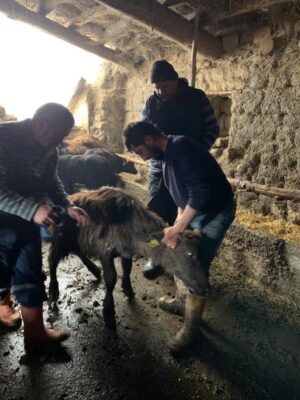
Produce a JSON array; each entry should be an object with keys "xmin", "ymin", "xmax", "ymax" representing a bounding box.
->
[
  {"xmin": 131, "ymin": 137, "xmax": 164, "ymax": 161},
  {"xmin": 32, "ymin": 120, "xmax": 71, "ymax": 149},
  {"xmin": 154, "ymin": 79, "xmax": 178, "ymax": 101}
]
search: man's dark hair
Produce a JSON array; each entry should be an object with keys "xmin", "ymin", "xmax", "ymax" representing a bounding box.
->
[
  {"xmin": 124, "ymin": 121, "xmax": 161, "ymax": 149},
  {"xmin": 33, "ymin": 103, "xmax": 75, "ymax": 132}
]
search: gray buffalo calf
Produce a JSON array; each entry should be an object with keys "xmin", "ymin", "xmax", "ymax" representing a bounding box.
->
[
  {"xmin": 48, "ymin": 187, "xmax": 209, "ymax": 328},
  {"xmin": 57, "ymin": 154, "xmax": 123, "ymax": 194},
  {"xmin": 85, "ymin": 148, "xmax": 137, "ymax": 175}
]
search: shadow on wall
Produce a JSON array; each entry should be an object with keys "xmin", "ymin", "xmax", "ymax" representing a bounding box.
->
[{"xmin": 209, "ymin": 95, "xmax": 231, "ymax": 159}]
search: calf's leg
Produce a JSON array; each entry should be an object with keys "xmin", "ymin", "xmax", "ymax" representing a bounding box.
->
[
  {"xmin": 77, "ymin": 253, "xmax": 101, "ymax": 281},
  {"xmin": 102, "ymin": 254, "xmax": 117, "ymax": 329},
  {"xmin": 121, "ymin": 257, "xmax": 134, "ymax": 300},
  {"xmin": 48, "ymin": 245, "xmax": 63, "ymax": 309}
]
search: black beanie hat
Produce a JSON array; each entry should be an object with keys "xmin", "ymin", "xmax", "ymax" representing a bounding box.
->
[{"xmin": 150, "ymin": 60, "xmax": 178, "ymax": 83}]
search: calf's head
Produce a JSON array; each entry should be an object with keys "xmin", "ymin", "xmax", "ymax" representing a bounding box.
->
[{"xmin": 145, "ymin": 231, "xmax": 210, "ymax": 298}]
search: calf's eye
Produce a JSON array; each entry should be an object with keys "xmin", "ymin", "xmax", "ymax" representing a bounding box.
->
[{"xmin": 186, "ymin": 251, "xmax": 193, "ymax": 257}]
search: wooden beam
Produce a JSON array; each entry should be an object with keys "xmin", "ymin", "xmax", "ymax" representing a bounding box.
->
[
  {"xmin": 0, "ymin": 0, "xmax": 128, "ymax": 66},
  {"xmin": 229, "ymin": 178, "xmax": 300, "ymax": 201},
  {"xmin": 97, "ymin": 0, "xmax": 223, "ymax": 58},
  {"xmin": 190, "ymin": 11, "xmax": 200, "ymax": 87},
  {"xmin": 202, "ymin": 0, "xmax": 296, "ymax": 26},
  {"xmin": 163, "ymin": 0, "xmax": 185, "ymax": 6}
]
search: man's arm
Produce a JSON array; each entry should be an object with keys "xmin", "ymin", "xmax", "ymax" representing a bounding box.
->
[
  {"xmin": 162, "ymin": 206, "xmax": 198, "ymax": 249},
  {"xmin": 162, "ymin": 142, "xmax": 209, "ymax": 248},
  {"xmin": 43, "ymin": 150, "xmax": 74, "ymax": 208},
  {"xmin": 44, "ymin": 150, "xmax": 89, "ymax": 227},
  {"xmin": 0, "ymin": 135, "xmax": 39, "ymax": 221}
]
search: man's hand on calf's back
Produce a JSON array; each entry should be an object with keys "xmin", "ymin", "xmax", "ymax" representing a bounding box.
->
[{"xmin": 67, "ymin": 205, "xmax": 90, "ymax": 227}]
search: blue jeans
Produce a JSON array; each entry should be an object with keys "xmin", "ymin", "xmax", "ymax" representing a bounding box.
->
[
  {"xmin": 190, "ymin": 200, "xmax": 236, "ymax": 274},
  {"xmin": 0, "ymin": 213, "xmax": 47, "ymax": 307}
]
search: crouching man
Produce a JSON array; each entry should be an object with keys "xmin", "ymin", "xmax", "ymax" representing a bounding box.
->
[
  {"xmin": 0, "ymin": 103, "xmax": 89, "ymax": 352},
  {"xmin": 124, "ymin": 121, "xmax": 235, "ymax": 354}
]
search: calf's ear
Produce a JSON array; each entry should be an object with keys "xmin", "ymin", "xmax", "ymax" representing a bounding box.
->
[{"xmin": 145, "ymin": 231, "xmax": 164, "ymax": 247}]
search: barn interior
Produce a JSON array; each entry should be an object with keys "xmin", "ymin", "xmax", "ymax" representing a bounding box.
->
[{"xmin": 0, "ymin": 1, "xmax": 300, "ymax": 399}]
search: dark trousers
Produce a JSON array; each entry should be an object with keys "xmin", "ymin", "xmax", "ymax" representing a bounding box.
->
[{"xmin": 0, "ymin": 213, "xmax": 47, "ymax": 307}]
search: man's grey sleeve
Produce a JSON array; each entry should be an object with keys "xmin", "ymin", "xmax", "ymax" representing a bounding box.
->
[
  {"xmin": 43, "ymin": 151, "xmax": 74, "ymax": 208},
  {"xmin": 0, "ymin": 138, "xmax": 39, "ymax": 221}
]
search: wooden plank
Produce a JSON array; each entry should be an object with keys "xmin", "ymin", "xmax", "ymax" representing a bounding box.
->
[
  {"xmin": 0, "ymin": 0, "xmax": 129, "ymax": 66},
  {"xmin": 97, "ymin": 0, "xmax": 223, "ymax": 58},
  {"xmin": 163, "ymin": 0, "xmax": 185, "ymax": 6},
  {"xmin": 229, "ymin": 178, "xmax": 300, "ymax": 201},
  {"xmin": 202, "ymin": 0, "xmax": 296, "ymax": 26}
]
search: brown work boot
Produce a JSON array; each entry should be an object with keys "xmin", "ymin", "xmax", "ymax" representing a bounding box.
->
[
  {"xmin": 0, "ymin": 292, "xmax": 22, "ymax": 329},
  {"xmin": 169, "ymin": 293, "xmax": 206, "ymax": 356},
  {"xmin": 158, "ymin": 295, "xmax": 185, "ymax": 316},
  {"xmin": 21, "ymin": 305, "xmax": 69, "ymax": 353}
]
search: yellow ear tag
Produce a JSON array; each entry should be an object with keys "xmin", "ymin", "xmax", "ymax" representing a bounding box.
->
[{"xmin": 148, "ymin": 239, "xmax": 160, "ymax": 248}]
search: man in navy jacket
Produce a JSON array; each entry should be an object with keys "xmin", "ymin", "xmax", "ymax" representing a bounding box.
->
[
  {"xmin": 124, "ymin": 121, "xmax": 235, "ymax": 354},
  {"xmin": 141, "ymin": 60, "xmax": 220, "ymax": 278}
]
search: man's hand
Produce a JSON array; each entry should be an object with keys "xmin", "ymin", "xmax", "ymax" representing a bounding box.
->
[
  {"xmin": 33, "ymin": 205, "xmax": 57, "ymax": 226},
  {"xmin": 67, "ymin": 205, "xmax": 90, "ymax": 227},
  {"xmin": 161, "ymin": 225, "xmax": 181, "ymax": 249}
]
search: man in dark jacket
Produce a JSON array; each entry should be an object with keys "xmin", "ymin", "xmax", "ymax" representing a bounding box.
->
[
  {"xmin": 141, "ymin": 60, "xmax": 220, "ymax": 278},
  {"xmin": 0, "ymin": 103, "xmax": 89, "ymax": 352},
  {"xmin": 124, "ymin": 121, "xmax": 235, "ymax": 354}
]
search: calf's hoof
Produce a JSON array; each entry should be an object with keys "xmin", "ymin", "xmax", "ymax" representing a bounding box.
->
[
  {"xmin": 48, "ymin": 284, "xmax": 59, "ymax": 310},
  {"xmin": 122, "ymin": 285, "xmax": 135, "ymax": 300},
  {"xmin": 103, "ymin": 310, "xmax": 116, "ymax": 329},
  {"xmin": 158, "ymin": 296, "xmax": 185, "ymax": 316},
  {"xmin": 90, "ymin": 267, "xmax": 102, "ymax": 281}
]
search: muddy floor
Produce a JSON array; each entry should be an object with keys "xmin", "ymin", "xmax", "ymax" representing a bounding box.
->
[{"xmin": 1, "ymin": 244, "xmax": 300, "ymax": 400}]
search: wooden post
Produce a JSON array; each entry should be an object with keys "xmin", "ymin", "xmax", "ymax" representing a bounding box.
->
[{"xmin": 190, "ymin": 11, "xmax": 200, "ymax": 88}]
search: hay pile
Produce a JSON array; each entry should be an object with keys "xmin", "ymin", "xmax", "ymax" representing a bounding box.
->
[{"xmin": 236, "ymin": 207, "xmax": 300, "ymax": 245}]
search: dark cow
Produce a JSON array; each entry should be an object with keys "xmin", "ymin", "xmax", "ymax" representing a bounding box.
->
[
  {"xmin": 57, "ymin": 154, "xmax": 124, "ymax": 194},
  {"xmin": 85, "ymin": 148, "xmax": 137, "ymax": 175},
  {"xmin": 58, "ymin": 135, "xmax": 103, "ymax": 155},
  {"xmin": 48, "ymin": 187, "xmax": 209, "ymax": 329}
]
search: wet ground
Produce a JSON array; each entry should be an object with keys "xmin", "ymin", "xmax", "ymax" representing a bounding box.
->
[{"xmin": 1, "ymin": 245, "xmax": 300, "ymax": 400}]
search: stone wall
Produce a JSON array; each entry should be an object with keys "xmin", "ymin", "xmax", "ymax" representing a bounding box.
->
[
  {"xmin": 86, "ymin": 25, "xmax": 300, "ymax": 222},
  {"xmin": 87, "ymin": 63, "xmax": 128, "ymax": 152}
]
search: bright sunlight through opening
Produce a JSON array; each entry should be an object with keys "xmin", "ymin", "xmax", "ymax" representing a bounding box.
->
[{"xmin": 0, "ymin": 13, "xmax": 102, "ymax": 121}]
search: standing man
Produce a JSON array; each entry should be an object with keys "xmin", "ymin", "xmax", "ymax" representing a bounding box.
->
[
  {"xmin": 141, "ymin": 60, "xmax": 220, "ymax": 278},
  {"xmin": 124, "ymin": 121, "xmax": 235, "ymax": 354},
  {"xmin": 0, "ymin": 103, "xmax": 89, "ymax": 352}
]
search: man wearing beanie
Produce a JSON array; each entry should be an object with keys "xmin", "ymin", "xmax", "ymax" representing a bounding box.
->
[
  {"xmin": 0, "ymin": 103, "xmax": 89, "ymax": 353},
  {"xmin": 141, "ymin": 60, "xmax": 220, "ymax": 282}
]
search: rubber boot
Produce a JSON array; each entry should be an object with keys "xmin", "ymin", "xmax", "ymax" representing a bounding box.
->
[
  {"xmin": 21, "ymin": 305, "xmax": 69, "ymax": 353},
  {"xmin": 0, "ymin": 292, "xmax": 21, "ymax": 329},
  {"xmin": 169, "ymin": 293, "xmax": 206, "ymax": 356}
]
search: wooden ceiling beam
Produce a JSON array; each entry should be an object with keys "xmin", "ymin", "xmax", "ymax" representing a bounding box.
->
[
  {"xmin": 202, "ymin": 0, "xmax": 295, "ymax": 26},
  {"xmin": 0, "ymin": 0, "xmax": 129, "ymax": 66},
  {"xmin": 163, "ymin": 0, "xmax": 185, "ymax": 6},
  {"xmin": 97, "ymin": 0, "xmax": 223, "ymax": 58}
]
